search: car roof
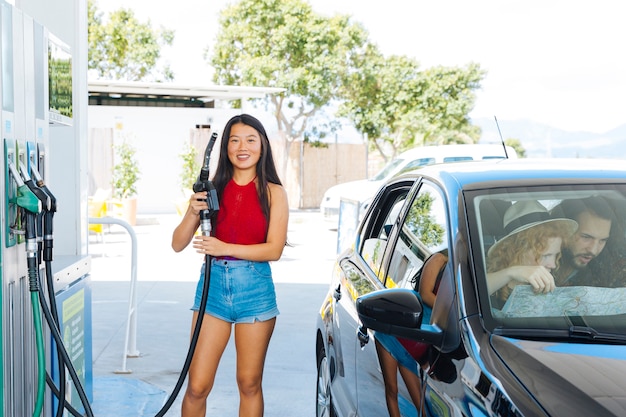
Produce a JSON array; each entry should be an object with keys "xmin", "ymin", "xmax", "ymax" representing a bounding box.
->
[{"xmin": 398, "ymin": 158, "xmax": 626, "ymax": 191}]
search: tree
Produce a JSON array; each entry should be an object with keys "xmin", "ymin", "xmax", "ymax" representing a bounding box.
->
[
  {"xmin": 111, "ymin": 139, "xmax": 140, "ymax": 200},
  {"xmin": 88, "ymin": 0, "xmax": 175, "ymax": 82},
  {"xmin": 209, "ymin": 0, "xmax": 370, "ymax": 176},
  {"xmin": 178, "ymin": 142, "xmax": 200, "ymax": 192},
  {"xmin": 339, "ymin": 52, "xmax": 486, "ymax": 162},
  {"xmin": 505, "ymin": 138, "xmax": 527, "ymax": 158}
]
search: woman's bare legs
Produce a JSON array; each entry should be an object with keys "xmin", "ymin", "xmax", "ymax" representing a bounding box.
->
[
  {"xmin": 181, "ymin": 312, "xmax": 232, "ymax": 417},
  {"xmin": 234, "ymin": 318, "xmax": 276, "ymax": 417},
  {"xmin": 375, "ymin": 340, "xmax": 401, "ymax": 417},
  {"xmin": 398, "ymin": 365, "xmax": 423, "ymax": 413}
]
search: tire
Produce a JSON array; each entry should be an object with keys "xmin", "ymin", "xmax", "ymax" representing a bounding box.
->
[{"xmin": 316, "ymin": 347, "xmax": 334, "ymax": 417}]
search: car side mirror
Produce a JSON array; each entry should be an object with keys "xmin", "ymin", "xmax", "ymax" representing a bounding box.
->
[{"xmin": 356, "ymin": 288, "xmax": 444, "ymax": 346}]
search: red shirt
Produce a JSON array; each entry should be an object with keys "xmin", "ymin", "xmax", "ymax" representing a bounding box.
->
[{"xmin": 214, "ymin": 178, "xmax": 268, "ymax": 245}]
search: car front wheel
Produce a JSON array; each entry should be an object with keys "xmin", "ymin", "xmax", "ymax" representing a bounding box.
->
[{"xmin": 316, "ymin": 347, "xmax": 334, "ymax": 417}]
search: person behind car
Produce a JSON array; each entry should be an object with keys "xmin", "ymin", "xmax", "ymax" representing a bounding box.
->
[
  {"xmin": 549, "ymin": 196, "xmax": 615, "ymax": 287},
  {"xmin": 486, "ymin": 200, "xmax": 578, "ymax": 309},
  {"xmin": 374, "ymin": 250, "xmax": 448, "ymax": 417}
]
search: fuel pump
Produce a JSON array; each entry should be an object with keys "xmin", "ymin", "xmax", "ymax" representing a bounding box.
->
[
  {"xmin": 26, "ymin": 164, "xmax": 72, "ymax": 417},
  {"xmin": 7, "ymin": 160, "xmax": 45, "ymax": 417},
  {"xmin": 17, "ymin": 132, "xmax": 221, "ymax": 417},
  {"xmin": 14, "ymin": 160, "xmax": 91, "ymax": 417}
]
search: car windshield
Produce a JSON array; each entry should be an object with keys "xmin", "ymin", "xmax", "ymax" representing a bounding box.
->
[
  {"xmin": 467, "ymin": 184, "xmax": 626, "ymax": 335},
  {"xmin": 371, "ymin": 159, "xmax": 404, "ymax": 181}
]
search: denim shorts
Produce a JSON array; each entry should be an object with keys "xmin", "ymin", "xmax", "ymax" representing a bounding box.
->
[
  {"xmin": 191, "ymin": 258, "xmax": 280, "ymax": 323},
  {"xmin": 375, "ymin": 332, "xmax": 419, "ymax": 376}
]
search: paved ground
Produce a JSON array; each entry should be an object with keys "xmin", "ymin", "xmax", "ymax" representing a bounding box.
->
[{"xmin": 85, "ymin": 210, "xmax": 338, "ymax": 416}]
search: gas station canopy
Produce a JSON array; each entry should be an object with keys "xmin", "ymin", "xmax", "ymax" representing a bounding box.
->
[{"xmin": 88, "ymin": 80, "xmax": 286, "ymax": 108}]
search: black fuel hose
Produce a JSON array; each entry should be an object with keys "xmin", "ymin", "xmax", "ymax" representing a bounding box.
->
[
  {"xmin": 37, "ymin": 273, "xmax": 95, "ymax": 417},
  {"xmin": 32, "ymin": 135, "xmax": 217, "ymax": 416},
  {"xmin": 154, "ymin": 254, "xmax": 212, "ymax": 416},
  {"xmin": 37, "ymin": 243, "xmax": 213, "ymax": 417}
]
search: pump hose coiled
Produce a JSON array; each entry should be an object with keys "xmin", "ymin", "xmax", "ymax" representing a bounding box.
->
[
  {"xmin": 36, "ymin": 276, "xmax": 85, "ymax": 417},
  {"xmin": 37, "ymin": 277, "xmax": 95, "ymax": 417},
  {"xmin": 25, "ymin": 210, "xmax": 46, "ymax": 417},
  {"xmin": 30, "ymin": 283, "xmax": 46, "ymax": 417}
]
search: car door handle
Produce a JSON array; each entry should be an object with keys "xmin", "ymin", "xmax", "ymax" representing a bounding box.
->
[
  {"xmin": 358, "ymin": 325, "xmax": 369, "ymax": 348},
  {"xmin": 333, "ymin": 284, "xmax": 341, "ymax": 301}
]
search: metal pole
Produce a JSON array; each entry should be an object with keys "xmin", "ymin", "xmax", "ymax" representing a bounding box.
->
[{"xmin": 88, "ymin": 216, "xmax": 139, "ymax": 373}]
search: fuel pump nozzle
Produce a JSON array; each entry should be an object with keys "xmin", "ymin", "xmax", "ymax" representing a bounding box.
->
[
  {"xmin": 28, "ymin": 164, "xmax": 56, "ymax": 262},
  {"xmin": 155, "ymin": 132, "xmax": 220, "ymax": 417},
  {"xmin": 18, "ymin": 161, "xmax": 50, "ymax": 211},
  {"xmin": 7, "ymin": 160, "xmax": 41, "ymax": 215},
  {"xmin": 192, "ymin": 132, "xmax": 220, "ymax": 236},
  {"xmin": 29, "ymin": 162, "xmax": 56, "ymax": 212},
  {"xmin": 19, "ymin": 161, "xmax": 54, "ymax": 265},
  {"xmin": 13, "ymin": 161, "xmax": 43, "ymax": 283}
]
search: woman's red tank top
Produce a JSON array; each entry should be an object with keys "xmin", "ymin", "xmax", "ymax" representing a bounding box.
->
[{"xmin": 214, "ymin": 178, "xmax": 268, "ymax": 244}]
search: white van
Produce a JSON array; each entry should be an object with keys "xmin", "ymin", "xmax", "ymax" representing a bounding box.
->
[{"xmin": 320, "ymin": 143, "xmax": 517, "ymax": 228}]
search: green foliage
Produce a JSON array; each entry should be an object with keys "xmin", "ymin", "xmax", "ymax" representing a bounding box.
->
[
  {"xmin": 505, "ymin": 138, "xmax": 527, "ymax": 158},
  {"xmin": 339, "ymin": 50, "xmax": 486, "ymax": 160},
  {"xmin": 405, "ymin": 192, "xmax": 445, "ymax": 247},
  {"xmin": 112, "ymin": 140, "xmax": 140, "ymax": 199},
  {"xmin": 88, "ymin": 0, "xmax": 175, "ymax": 81},
  {"xmin": 179, "ymin": 142, "xmax": 200, "ymax": 192},
  {"xmin": 209, "ymin": 0, "xmax": 483, "ymax": 170},
  {"xmin": 209, "ymin": 0, "xmax": 369, "ymax": 172}
]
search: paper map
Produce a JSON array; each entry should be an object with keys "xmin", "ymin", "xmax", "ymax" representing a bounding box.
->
[{"xmin": 500, "ymin": 285, "xmax": 626, "ymax": 317}]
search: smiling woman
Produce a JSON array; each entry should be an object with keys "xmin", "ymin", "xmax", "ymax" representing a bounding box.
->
[{"xmin": 171, "ymin": 113, "xmax": 289, "ymax": 416}]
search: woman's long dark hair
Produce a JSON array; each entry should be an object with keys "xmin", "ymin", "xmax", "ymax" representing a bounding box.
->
[{"xmin": 212, "ymin": 114, "xmax": 282, "ymax": 221}]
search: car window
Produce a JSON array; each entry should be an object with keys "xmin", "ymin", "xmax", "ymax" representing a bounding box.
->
[
  {"xmin": 371, "ymin": 158, "xmax": 404, "ymax": 181},
  {"xmin": 359, "ymin": 184, "xmax": 410, "ymax": 281},
  {"xmin": 466, "ymin": 185, "xmax": 626, "ymax": 334},
  {"xmin": 443, "ymin": 156, "xmax": 473, "ymax": 163},
  {"xmin": 385, "ymin": 181, "xmax": 449, "ymax": 289},
  {"xmin": 394, "ymin": 158, "xmax": 436, "ymax": 177}
]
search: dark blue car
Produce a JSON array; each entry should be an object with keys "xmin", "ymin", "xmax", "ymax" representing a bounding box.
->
[{"xmin": 316, "ymin": 158, "xmax": 626, "ymax": 417}]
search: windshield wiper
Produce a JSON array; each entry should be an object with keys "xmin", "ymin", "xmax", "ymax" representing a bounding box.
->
[
  {"xmin": 493, "ymin": 328, "xmax": 568, "ymax": 338},
  {"xmin": 493, "ymin": 326, "xmax": 626, "ymax": 343},
  {"xmin": 569, "ymin": 326, "xmax": 626, "ymax": 343}
]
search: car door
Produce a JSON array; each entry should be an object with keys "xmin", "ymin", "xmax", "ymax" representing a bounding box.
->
[
  {"xmin": 328, "ymin": 180, "xmax": 413, "ymax": 417},
  {"xmin": 330, "ymin": 180, "xmax": 413, "ymax": 417},
  {"xmin": 356, "ymin": 180, "xmax": 450, "ymax": 417}
]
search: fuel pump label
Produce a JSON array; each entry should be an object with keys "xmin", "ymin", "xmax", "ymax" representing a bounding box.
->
[
  {"xmin": 62, "ymin": 289, "xmax": 86, "ymax": 372},
  {"xmin": 53, "ymin": 274, "xmax": 94, "ymax": 411}
]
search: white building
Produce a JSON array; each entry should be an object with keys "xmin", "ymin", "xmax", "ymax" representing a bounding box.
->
[{"xmin": 88, "ymin": 80, "xmax": 284, "ymax": 214}]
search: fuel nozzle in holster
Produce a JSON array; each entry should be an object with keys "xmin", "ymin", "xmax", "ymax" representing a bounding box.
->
[
  {"xmin": 29, "ymin": 162, "xmax": 57, "ymax": 262},
  {"xmin": 8, "ymin": 161, "xmax": 42, "ymax": 291},
  {"xmin": 192, "ymin": 132, "xmax": 220, "ymax": 236}
]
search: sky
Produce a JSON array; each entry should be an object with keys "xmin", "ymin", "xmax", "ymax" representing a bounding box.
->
[{"xmin": 96, "ymin": 0, "xmax": 626, "ymax": 134}]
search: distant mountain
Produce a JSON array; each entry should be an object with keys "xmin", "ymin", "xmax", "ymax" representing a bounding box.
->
[{"xmin": 474, "ymin": 118, "xmax": 626, "ymax": 159}]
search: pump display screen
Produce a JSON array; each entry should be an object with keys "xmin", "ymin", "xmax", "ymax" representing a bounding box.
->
[{"xmin": 48, "ymin": 35, "xmax": 73, "ymax": 125}]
